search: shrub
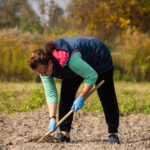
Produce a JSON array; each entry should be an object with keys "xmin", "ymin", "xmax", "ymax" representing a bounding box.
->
[
  {"xmin": 112, "ymin": 29, "xmax": 150, "ymax": 81},
  {"xmin": 0, "ymin": 28, "xmax": 44, "ymax": 81}
]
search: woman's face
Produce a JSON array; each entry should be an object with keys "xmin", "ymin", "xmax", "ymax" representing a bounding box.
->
[{"xmin": 33, "ymin": 60, "xmax": 53, "ymax": 76}]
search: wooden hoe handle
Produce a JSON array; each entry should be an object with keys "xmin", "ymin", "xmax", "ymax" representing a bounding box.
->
[{"xmin": 39, "ymin": 80, "xmax": 105, "ymax": 142}]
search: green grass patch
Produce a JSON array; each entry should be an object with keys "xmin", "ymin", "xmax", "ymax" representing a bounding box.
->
[
  {"xmin": 82, "ymin": 83, "xmax": 150, "ymax": 115},
  {"xmin": 0, "ymin": 83, "xmax": 46, "ymax": 113},
  {"xmin": 19, "ymin": 88, "xmax": 46, "ymax": 112},
  {"xmin": 0, "ymin": 81, "xmax": 150, "ymax": 115}
]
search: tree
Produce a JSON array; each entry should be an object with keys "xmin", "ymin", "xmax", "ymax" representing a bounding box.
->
[
  {"xmin": 66, "ymin": 0, "xmax": 150, "ymax": 40},
  {"xmin": 48, "ymin": 0, "xmax": 66, "ymax": 30},
  {"xmin": 34, "ymin": 0, "xmax": 67, "ymax": 33},
  {"xmin": 0, "ymin": 0, "xmax": 43, "ymax": 33}
]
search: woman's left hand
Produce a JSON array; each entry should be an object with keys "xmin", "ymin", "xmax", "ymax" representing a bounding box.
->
[
  {"xmin": 71, "ymin": 95, "xmax": 85, "ymax": 112},
  {"xmin": 49, "ymin": 119, "xmax": 56, "ymax": 132}
]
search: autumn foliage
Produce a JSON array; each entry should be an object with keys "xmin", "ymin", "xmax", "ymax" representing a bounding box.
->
[
  {"xmin": 0, "ymin": 0, "xmax": 150, "ymax": 81},
  {"xmin": 67, "ymin": 0, "xmax": 150, "ymax": 40}
]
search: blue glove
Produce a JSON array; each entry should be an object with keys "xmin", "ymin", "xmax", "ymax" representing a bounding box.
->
[
  {"xmin": 71, "ymin": 95, "xmax": 85, "ymax": 112},
  {"xmin": 48, "ymin": 120, "xmax": 56, "ymax": 133}
]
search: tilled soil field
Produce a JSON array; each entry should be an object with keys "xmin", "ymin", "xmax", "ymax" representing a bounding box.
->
[{"xmin": 0, "ymin": 106, "xmax": 150, "ymax": 150}]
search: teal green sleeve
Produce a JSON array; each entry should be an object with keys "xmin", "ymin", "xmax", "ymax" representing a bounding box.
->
[
  {"xmin": 68, "ymin": 51, "xmax": 98, "ymax": 85},
  {"xmin": 40, "ymin": 75, "xmax": 58, "ymax": 104}
]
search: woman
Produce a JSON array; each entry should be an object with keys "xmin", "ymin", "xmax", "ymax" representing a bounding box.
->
[{"xmin": 29, "ymin": 37, "xmax": 120, "ymax": 144}]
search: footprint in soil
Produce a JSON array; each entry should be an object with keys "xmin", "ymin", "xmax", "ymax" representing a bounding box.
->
[{"xmin": 28, "ymin": 135, "xmax": 62, "ymax": 143}]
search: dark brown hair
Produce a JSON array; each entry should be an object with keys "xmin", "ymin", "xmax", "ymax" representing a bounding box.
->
[{"xmin": 29, "ymin": 41, "xmax": 56, "ymax": 70}]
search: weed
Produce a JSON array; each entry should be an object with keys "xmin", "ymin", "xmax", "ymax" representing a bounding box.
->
[{"xmin": 0, "ymin": 82, "xmax": 150, "ymax": 115}]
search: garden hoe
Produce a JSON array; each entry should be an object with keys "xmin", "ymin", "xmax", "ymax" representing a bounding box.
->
[{"xmin": 39, "ymin": 80, "xmax": 105, "ymax": 143}]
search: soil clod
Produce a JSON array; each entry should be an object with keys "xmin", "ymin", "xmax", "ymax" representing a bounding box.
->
[
  {"xmin": 28, "ymin": 135, "xmax": 61, "ymax": 143},
  {"xmin": 6, "ymin": 142, "xmax": 13, "ymax": 145}
]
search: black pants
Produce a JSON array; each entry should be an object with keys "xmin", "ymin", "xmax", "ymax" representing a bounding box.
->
[{"xmin": 59, "ymin": 68, "xmax": 119, "ymax": 133}]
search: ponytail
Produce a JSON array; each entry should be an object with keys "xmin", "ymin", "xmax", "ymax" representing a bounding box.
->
[{"xmin": 43, "ymin": 41, "xmax": 56, "ymax": 55}]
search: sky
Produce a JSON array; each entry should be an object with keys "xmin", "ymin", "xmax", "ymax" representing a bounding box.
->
[
  {"xmin": 29, "ymin": 0, "xmax": 70, "ymax": 24},
  {"xmin": 54, "ymin": 0, "xmax": 70, "ymax": 9}
]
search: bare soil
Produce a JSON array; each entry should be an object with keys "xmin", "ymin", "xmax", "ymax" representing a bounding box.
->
[{"xmin": 0, "ymin": 106, "xmax": 150, "ymax": 150}]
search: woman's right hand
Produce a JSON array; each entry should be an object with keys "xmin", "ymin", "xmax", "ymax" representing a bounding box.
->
[{"xmin": 49, "ymin": 119, "xmax": 56, "ymax": 132}]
